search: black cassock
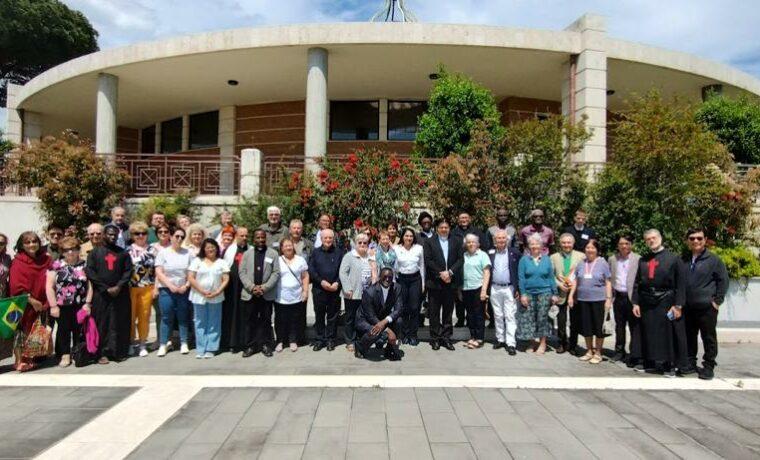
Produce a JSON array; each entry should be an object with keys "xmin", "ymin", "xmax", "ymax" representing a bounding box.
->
[
  {"xmin": 222, "ymin": 245, "xmax": 248, "ymax": 351},
  {"xmin": 632, "ymin": 248, "xmax": 688, "ymax": 367},
  {"xmin": 86, "ymin": 243, "xmax": 133, "ymax": 360}
]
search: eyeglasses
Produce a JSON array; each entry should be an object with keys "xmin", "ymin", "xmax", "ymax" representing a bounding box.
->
[
  {"xmin": 157, "ymin": 230, "xmax": 169, "ymax": 235},
  {"xmin": 62, "ymin": 248, "xmax": 79, "ymax": 253},
  {"xmin": 133, "ymin": 232, "xmax": 147, "ymax": 236},
  {"xmin": 688, "ymin": 236, "xmax": 705, "ymax": 241},
  {"xmin": 357, "ymin": 241, "xmax": 368, "ymax": 246},
  {"xmin": 88, "ymin": 232, "xmax": 102, "ymax": 237},
  {"xmin": 173, "ymin": 234, "xmax": 185, "ymax": 239}
]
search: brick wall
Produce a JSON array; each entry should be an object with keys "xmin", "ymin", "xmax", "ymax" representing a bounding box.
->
[
  {"xmin": 116, "ymin": 127, "xmax": 139, "ymax": 153},
  {"xmin": 235, "ymin": 101, "xmax": 305, "ymax": 162}
]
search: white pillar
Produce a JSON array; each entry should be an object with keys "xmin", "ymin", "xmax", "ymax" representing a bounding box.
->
[
  {"xmin": 240, "ymin": 148, "xmax": 262, "ymax": 198},
  {"xmin": 218, "ymin": 106, "xmax": 236, "ymax": 195},
  {"xmin": 21, "ymin": 111, "xmax": 42, "ymax": 145},
  {"xmin": 96, "ymin": 73, "xmax": 119, "ymax": 154},
  {"xmin": 4, "ymin": 83, "xmax": 22, "ymax": 144},
  {"xmin": 305, "ymin": 47, "xmax": 328, "ymax": 173},
  {"xmin": 563, "ymin": 14, "xmax": 607, "ymax": 163},
  {"xmin": 181, "ymin": 114, "xmax": 190, "ymax": 151}
]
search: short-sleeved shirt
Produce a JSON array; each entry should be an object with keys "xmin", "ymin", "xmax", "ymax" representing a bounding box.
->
[
  {"xmin": 574, "ymin": 258, "xmax": 612, "ymax": 302},
  {"xmin": 276, "ymin": 255, "xmax": 309, "ymax": 305},
  {"xmin": 188, "ymin": 258, "xmax": 230, "ymax": 305},
  {"xmin": 155, "ymin": 247, "xmax": 193, "ymax": 289},
  {"xmin": 128, "ymin": 244, "xmax": 157, "ymax": 287},
  {"xmin": 50, "ymin": 259, "xmax": 88, "ymax": 306},
  {"xmin": 463, "ymin": 249, "xmax": 492, "ymax": 291}
]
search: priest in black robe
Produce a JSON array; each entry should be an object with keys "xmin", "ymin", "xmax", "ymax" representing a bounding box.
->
[
  {"xmin": 222, "ymin": 227, "xmax": 249, "ymax": 352},
  {"xmin": 85, "ymin": 224, "xmax": 133, "ymax": 362},
  {"xmin": 632, "ymin": 229, "xmax": 689, "ymax": 376}
]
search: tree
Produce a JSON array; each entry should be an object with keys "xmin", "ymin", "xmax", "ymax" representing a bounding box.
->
[
  {"xmin": 0, "ymin": 0, "xmax": 99, "ymax": 106},
  {"xmin": 589, "ymin": 90, "xmax": 757, "ymax": 253},
  {"xmin": 426, "ymin": 116, "xmax": 591, "ymax": 229},
  {"xmin": 696, "ymin": 94, "xmax": 760, "ymax": 164},
  {"xmin": 415, "ymin": 66, "xmax": 504, "ymax": 158},
  {"xmin": 6, "ymin": 133, "xmax": 129, "ymax": 232}
]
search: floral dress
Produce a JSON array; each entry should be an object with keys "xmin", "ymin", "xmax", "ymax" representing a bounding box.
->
[
  {"xmin": 52, "ymin": 260, "xmax": 88, "ymax": 306},
  {"xmin": 128, "ymin": 244, "xmax": 157, "ymax": 288}
]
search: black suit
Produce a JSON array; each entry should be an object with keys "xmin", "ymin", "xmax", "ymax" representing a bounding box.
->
[
  {"xmin": 424, "ymin": 235, "xmax": 464, "ymax": 342},
  {"xmin": 355, "ymin": 283, "xmax": 403, "ymax": 353}
]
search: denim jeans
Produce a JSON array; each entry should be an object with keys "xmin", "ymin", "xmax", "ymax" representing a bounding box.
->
[
  {"xmin": 159, "ymin": 288, "xmax": 190, "ymax": 345},
  {"xmin": 193, "ymin": 302, "xmax": 222, "ymax": 354}
]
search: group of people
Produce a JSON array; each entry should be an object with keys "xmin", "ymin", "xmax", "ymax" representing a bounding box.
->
[{"xmin": 0, "ymin": 205, "xmax": 728, "ymax": 380}]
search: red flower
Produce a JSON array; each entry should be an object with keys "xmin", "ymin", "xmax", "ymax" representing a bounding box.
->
[
  {"xmin": 327, "ymin": 180, "xmax": 340, "ymax": 192},
  {"xmin": 418, "ymin": 179, "xmax": 427, "ymax": 187},
  {"xmin": 317, "ymin": 170, "xmax": 329, "ymax": 184},
  {"xmin": 348, "ymin": 153, "xmax": 359, "ymax": 164},
  {"xmin": 727, "ymin": 226, "xmax": 737, "ymax": 235},
  {"xmin": 299, "ymin": 187, "xmax": 313, "ymax": 204},
  {"xmin": 353, "ymin": 218, "xmax": 364, "ymax": 229},
  {"xmin": 706, "ymin": 238, "xmax": 716, "ymax": 248},
  {"xmin": 288, "ymin": 172, "xmax": 301, "ymax": 191},
  {"xmin": 390, "ymin": 158, "xmax": 401, "ymax": 170},
  {"xmin": 403, "ymin": 201, "xmax": 411, "ymax": 213}
]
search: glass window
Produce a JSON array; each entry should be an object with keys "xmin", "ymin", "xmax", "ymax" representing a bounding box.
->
[
  {"xmin": 161, "ymin": 117, "xmax": 182, "ymax": 153},
  {"xmin": 141, "ymin": 125, "xmax": 155, "ymax": 153},
  {"xmin": 330, "ymin": 101, "xmax": 379, "ymax": 141},
  {"xmin": 388, "ymin": 101, "xmax": 427, "ymax": 141},
  {"xmin": 189, "ymin": 111, "xmax": 219, "ymax": 150}
]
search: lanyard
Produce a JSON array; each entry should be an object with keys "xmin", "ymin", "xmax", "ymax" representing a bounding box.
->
[{"xmin": 584, "ymin": 259, "xmax": 598, "ymax": 277}]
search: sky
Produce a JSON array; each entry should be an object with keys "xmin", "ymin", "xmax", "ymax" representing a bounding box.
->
[{"xmin": 58, "ymin": 0, "xmax": 760, "ymax": 77}]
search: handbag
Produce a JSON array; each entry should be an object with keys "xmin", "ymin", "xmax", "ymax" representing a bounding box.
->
[
  {"xmin": 602, "ymin": 309, "xmax": 615, "ymax": 337},
  {"xmin": 21, "ymin": 313, "xmax": 53, "ymax": 359}
]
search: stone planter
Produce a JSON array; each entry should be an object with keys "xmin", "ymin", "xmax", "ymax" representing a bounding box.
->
[{"xmin": 719, "ymin": 278, "xmax": 760, "ymax": 325}]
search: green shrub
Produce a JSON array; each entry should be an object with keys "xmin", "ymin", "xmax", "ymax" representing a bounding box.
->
[
  {"xmin": 134, "ymin": 190, "xmax": 199, "ymax": 224},
  {"xmin": 232, "ymin": 193, "xmax": 306, "ymax": 234},
  {"xmin": 696, "ymin": 95, "xmax": 760, "ymax": 164},
  {"xmin": 713, "ymin": 245, "xmax": 760, "ymax": 279}
]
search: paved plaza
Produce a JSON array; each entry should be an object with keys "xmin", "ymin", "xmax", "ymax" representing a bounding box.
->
[{"xmin": 2, "ymin": 338, "xmax": 760, "ymax": 459}]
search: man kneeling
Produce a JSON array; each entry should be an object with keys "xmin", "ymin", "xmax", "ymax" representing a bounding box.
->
[{"xmin": 355, "ymin": 268, "xmax": 403, "ymax": 361}]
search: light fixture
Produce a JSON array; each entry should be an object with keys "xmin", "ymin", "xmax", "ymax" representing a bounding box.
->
[
  {"xmin": 606, "ymin": 89, "xmax": 616, "ymax": 96},
  {"xmin": 428, "ymin": 73, "xmax": 439, "ymax": 80},
  {"xmin": 227, "ymin": 80, "xmax": 239, "ymax": 86}
]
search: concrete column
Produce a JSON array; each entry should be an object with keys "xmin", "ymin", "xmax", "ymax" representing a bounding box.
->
[
  {"xmin": 22, "ymin": 111, "xmax": 43, "ymax": 145},
  {"xmin": 240, "ymin": 148, "xmax": 262, "ymax": 198},
  {"xmin": 379, "ymin": 99, "xmax": 389, "ymax": 141},
  {"xmin": 96, "ymin": 73, "xmax": 119, "ymax": 154},
  {"xmin": 218, "ymin": 106, "xmax": 236, "ymax": 195},
  {"xmin": 304, "ymin": 47, "xmax": 328, "ymax": 173},
  {"xmin": 154, "ymin": 122, "xmax": 161, "ymax": 154},
  {"xmin": 4, "ymin": 83, "xmax": 23, "ymax": 144},
  {"xmin": 181, "ymin": 114, "xmax": 190, "ymax": 151},
  {"xmin": 563, "ymin": 14, "xmax": 607, "ymax": 163}
]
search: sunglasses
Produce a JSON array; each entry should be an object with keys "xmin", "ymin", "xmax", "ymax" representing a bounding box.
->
[
  {"xmin": 157, "ymin": 230, "xmax": 170, "ymax": 235},
  {"xmin": 133, "ymin": 232, "xmax": 147, "ymax": 236},
  {"xmin": 357, "ymin": 241, "xmax": 368, "ymax": 246},
  {"xmin": 688, "ymin": 236, "xmax": 705, "ymax": 241},
  {"xmin": 173, "ymin": 234, "xmax": 185, "ymax": 239}
]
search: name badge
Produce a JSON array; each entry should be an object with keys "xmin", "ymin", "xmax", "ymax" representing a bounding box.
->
[
  {"xmin": 581, "ymin": 234, "xmax": 590, "ymax": 240},
  {"xmin": 583, "ymin": 273, "xmax": 593, "ymax": 279},
  {"xmin": 488, "ymin": 249, "xmax": 495, "ymax": 254},
  {"xmin": 265, "ymin": 257, "xmax": 273, "ymax": 264},
  {"xmin": 272, "ymin": 242, "xmax": 280, "ymax": 248}
]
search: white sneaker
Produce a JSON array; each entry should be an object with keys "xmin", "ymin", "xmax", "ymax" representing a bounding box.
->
[
  {"xmin": 180, "ymin": 343, "xmax": 190, "ymax": 354},
  {"xmin": 157, "ymin": 345, "xmax": 167, "ymax": 357},
  {"xmin": 203, "ymin": 352, "xmax": 214, "ymax": 359},
  {"xmin": 166, "ymin": 340, "xmax": 173, "ymax": 351},
  {"xmin": 139, "ymin": 347, "xmax": 149, "ymax": 357},
  {"xmin": 195, "ymin": 354, "xmax": 203, "ymax": 359}
]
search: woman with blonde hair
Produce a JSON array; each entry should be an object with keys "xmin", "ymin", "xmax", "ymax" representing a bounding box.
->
[
  {"xmin": 127, "ymin": 221, "xmax": 158, "ymax": 357},
  {"xmin": 183, "ymin": 223, "xmax": 206, "ymax": 257}
]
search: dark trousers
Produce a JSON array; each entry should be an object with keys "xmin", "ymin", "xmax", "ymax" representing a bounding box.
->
[
  {"xmin": 398, "ymin": 273, "xmax": 422, "ymax": 339},
  {"xmin": 429, "ymin": 285, "xmax": 455, "ymax": 341},
  {"xmin": 557, "ymin": 300, "xmax": 580, "ymax": 350},
  {"xmin": 296, "ymin": 301, "xmax": 308, "ymax": 345},
  {"xmin": 242, "ymin": 297, "xmax": 273, "ymax": 350},
  {"xmin": 55, "ymin": 304, "xmax": 81, "ymax": 357},
  {"xmin": 463, "ymin": 289, "xmax": 485, "ymax": 340},
  {"xmin": 685, "ymin": 305, "xmax": 718, "ymax": 370},
  {"xmin": 313, "ymin": 288, "xmax": 340, "ymax": 344},
  {"xmin": 344, "ymin": 299, "xmax": 362, "ymax": 345},
  {"xmin": 274, "ymin": 302, "xmax": 299, "ymax": 346},
  {"xmin": 455, "ymin": 289, "xmax": 465, "ymax": 325},
  {"xmin": 613, "ymin": 292, "xmax": 641, "ymax": 360}
]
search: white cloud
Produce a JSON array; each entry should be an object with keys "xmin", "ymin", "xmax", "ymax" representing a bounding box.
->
[{"xmin": 60, "ymin": 0, "xmax": 760, "ymax": 77}]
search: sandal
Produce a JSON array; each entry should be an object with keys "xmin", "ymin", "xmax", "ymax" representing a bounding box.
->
[
  {"xmin": 590, "ymin": 354, "xmax": 603, "ymax": 364},
  {"xmin": 15, "ymin": 362, "xmax": 36, "ymax": 373},
  {"xmin": 579, "ymin": 352, "xmax": 594, "ymax": 361}
]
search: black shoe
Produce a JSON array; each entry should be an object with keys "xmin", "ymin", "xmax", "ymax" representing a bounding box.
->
[
  {"xmin": 230, "ymin": 348, "xmax": 241, "ymax": 354},
  {"xmin": 567, "ymin": 347, "xmax": 578, "ymax": 357},
  {"xmin": 442, "ymin": 341, "xmax": 455, "ymax": 351},
  {"xmin": 555, "ymin": 345, "xmax": 566, "ymax": 354},
  {"xmin": 354, "ymin": 349, "xmax": 365, "ymax": 359},
  {"xmin": 312, "ymin": 342, "xmax": 325, "ymax": 352},
  {"xmin": 493, "ymin": 342, "xmax": 504, "ymax": 350},
  {"xmin": 611, "ymin": 352, "xmax": 625, "ymax": 362},
  {"xmin": 431, "ymin": 341, "xmax": 440, "ymax": 351},
  {"xmin": 626, "ymin": 358, "xmax": 637, "ymax": 368},
  {"xmin": 507, "ymin": 346, "xmax": 516, "ymax": 356},
  {"xmin": 242, "ymin": 347, "xmax": 255, "ymax": 358},
  {"xmin": 487, "ymin": 321, "xmax": 495, "ymax": 329},
  {"xmin": 633, "ymin": 364, "xmax": 645, "ymax": 373},
  {"xmin": 408, "ymin": 337, "xmax": 419, "ymax": 346},
  {"xmin": 326, "ymin": 341, "xmax": 335, "ymax": 352},
  {"xmin": 454, "ymin": 320, "xmax": 465, "ymax": 328},
  {"xmin": 262, "ymin": 345, "xmax": 273, "ymax": 357},
  {"xmin": 665, "ymin": 369, "xmax": 677, "ymax": 378},
  {"xmin": 678, "ymin": 366, "xmax": 697, "ymax": 376},
  {"xmin": 698, "ymin": 367, "xmax": 714, "ymax": 380},
  {"xmin": 387, "ymin": 346, "xmax": 402, "ymax": 361}
]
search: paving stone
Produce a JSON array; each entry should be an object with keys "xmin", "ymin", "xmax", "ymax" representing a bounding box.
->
[
  {"xmin": 214, "ymin": 426, "xmax": 268, "ymax": 458},
  {"xmin": 213, "ymin": 388, "xmax": 260, "ymax": 413},
  {"xmin": 621, "ymin": 412, "xmax": 694, "ymax": 444},
  {"xmin": 664, "ymin": 441, "xmax": 722, "ymax": 459},
  {"xmin": 415, "ymin": 388, "xmax": 453, "ymax": 413},
  {"xmin": 694, "ymin": 413, "xmax": 760, "ymax": 446},
  {"xmin": 383, "ymin": 388, "xmax": 416, "ymax": 402},
  {"xmin": 583, "ymin": 442, "xmax": 641, "ymax": 460},
  {"xmin": 0, "ymin": 440, "xmax": 52, "ymax": 459},
  {"xmin": 255, "ymin": 388, "xmax": 292, "ymax": 402},
  {"xmin": 529, "ymin": 390, "xmax": 577, "ymax": 414},
  {"xmin": 451, "ymin": 399, "xmax": 489, "ymax": 427},
  {"xmin": 127, "ymin": 427, "xmax": 195, "ymax": 459},
  {"xmin": 486, "ymin": 411, "xmax": 539, "ymax": 444},
  {"xmin": 388, "ymin": 426, "xmax": 433, "ymax": 460},
  {"xmin": 511, "ymin": 401, "xmax": 594, "ymax": 459},
  {"xmin": 500, "ymin": 388, "xmax": 537, "ymax": 402},
  {"xmin": 681, "ymin": 428, "xmax": 759, "ymax": 460},
  {"xmin": 443, "ymin": 387, "xmax": 473, "ymax": 401},
  {"xmin": 346, "ymin": 442, "xmax": 389, "ymax": 460},
  {"xmin": 421, "ymin": 411, "xmax": 468, "ymax": 443},
  {"xmin": 348, "ymin": 411, "xmax": 387, "ymax": 443},
  {"xmin": 237, "ymin": 401, "xmax": 286, "ymax": 428},
  {"xmin": 385, "ymin": 400, "xmax": 423, "ymax": 427},
  {"xmin": 430, "ymin": 442, "xmax": 477, "ymax": 460},
  {"xmin": 187, "ymin": 410, "xmax": 244, "ymax": 444},
  {"xmin": 352, "ymin": 388, "xmax": 386, "ymax": 413},
  {"xmin": 267, "ymin": 411, "xmax": 314, "ymax": 444},
  {"xmin": 313, "ymin": 399, "xmax": 352, "ymax": 427},
  {"xmin": 650, "ymin": 391, "xmax": 718, "ymax": 416},
  {"xmin": 283, "ymin": 388, "xmax": 322, "ymax": 414},
  {"xmin": 170, "ymin": 442, "xmax": 220, "ymax": 460},
  {"xmin": 463, "ymin": 426, "xmax": 511, "ymax": 460},
  {"xmin": 470, "ymin": 388, "xmax": 514, "ymax": 414},
  {"xmin": 611, "ymin": 427, "xmax": 680, "ymax": 459},
  {"xmin": 257, "ymin": 443, "xmax": 305, "ymax": 460},
  {"xmin": 634, "ymin": 402, "xmax": 705, "ymax": 429},
  {"xmin": 573, "ymin": 402, "xmax": 634, "ymax": 428},
  {"xmin": 503, "ymin": 442, "xmax": 553, "ymax": 460},
  {"xmin": 302, "ymin": 426, "xmax": 348, "ymax": 460}
]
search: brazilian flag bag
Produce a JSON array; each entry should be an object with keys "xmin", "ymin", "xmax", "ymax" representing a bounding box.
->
[{"xmin": 0, "ymin": 295, "xmax": 28, "ymax": 340}]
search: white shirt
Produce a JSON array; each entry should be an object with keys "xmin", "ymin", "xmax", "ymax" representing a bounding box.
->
[
  {"xmin": 380, "ymin": 285, "xmax": 393, "ymax": 323},
  {"xmin": 155, "ymin": 247, "xmax": 193, "ymax": 288},
  {"xmin": 188, "ymin": 258, "xmax": 230, "ymax": 304},
  {"xmin": 614, "ymin": 255, "xmax": 630, "ymax": 293},
  {"xmin": 276, "ymin": 255, "xmax": 309, "ymax": 305},
  {"xmin": 394, "ymin": 244, "xmax": 425, "ymax": 282}
]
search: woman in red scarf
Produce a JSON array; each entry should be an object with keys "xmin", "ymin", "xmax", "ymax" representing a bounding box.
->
[{"xmin": 10, "ymin": 231, "xmax": 52, "ymax": 372}]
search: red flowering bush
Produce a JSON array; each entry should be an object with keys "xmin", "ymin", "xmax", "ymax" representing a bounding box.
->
[{"xmin": 287, "ymin": 148, "xmax": 425, "ymax": 237}]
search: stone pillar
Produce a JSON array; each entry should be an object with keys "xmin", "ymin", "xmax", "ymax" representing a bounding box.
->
[
  {"xmin": 304, "ymin": 47, "xmax": 328, "ymax": 173},
  {"xmin": 154, "ymin": 122, "xmax": 161, "ymax": 154},
  {"xmin": 563, "ymin": 14, "xmax": 607, "ymax": 163},
  {"xmin": 21, "ymin": 111, "xmax": 43, "ymax": 145},
  {"xmin": 181, "ymin": 114, "xmax": 190, "ymax": 151},
  {"xmin": 240, "ymin": 148, "xmax": 262, "ymax": 198},
  {"xmin": 96, "ymin": 73, "xmax": 119, "ymax": 154},
  {"xmin": 379, "ymin": 99, "xmax": 389, "ymax": 141},
  {"xmin": 218, "ymin": 106, "xmax": 236, "ymax": 195},
  {"xmin": 4, "ymin": 83, "xmax": 23, "ymax": 144}
]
